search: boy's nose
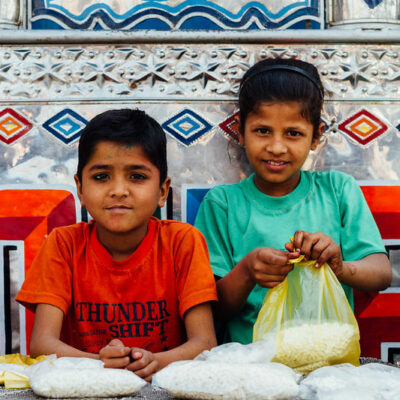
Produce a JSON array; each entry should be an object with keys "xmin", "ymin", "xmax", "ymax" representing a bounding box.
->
[{"xmin": 110, "ymin": 178, "xmax": 129, "ymax": 197}]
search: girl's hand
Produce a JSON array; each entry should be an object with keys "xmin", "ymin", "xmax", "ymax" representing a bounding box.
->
[
  {"xmin": 244, "ymin": 247, "xmax": 300, "ymax": 288},
  {"xmin": 99, "ymin": 339, "xmax": 131, "ymax": 369},
  {"xmin": 126, "ymin": 348, "xmax": 159, "ymax": 382},
  {"xmin": 285, "ymin": 230, "xmax": 343, "ymax": 277}
]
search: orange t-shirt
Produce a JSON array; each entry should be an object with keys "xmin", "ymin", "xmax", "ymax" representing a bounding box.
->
[{"xmin": 16, "ymin": 217, "xmax": 217, "ymax": 354}]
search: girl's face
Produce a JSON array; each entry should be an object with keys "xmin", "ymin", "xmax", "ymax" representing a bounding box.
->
[{"xmin": 239, "ymin": 101, "xmax": 323, "ymax": 197}]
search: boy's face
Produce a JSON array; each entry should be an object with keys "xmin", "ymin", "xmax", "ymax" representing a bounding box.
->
[
  {"xmin": 75, "ymin": 140, "xmax": 170, "ymax": 243},
  {"xmin": 239, "ymin": 101, "xmax": 323, "ymax": 197}
]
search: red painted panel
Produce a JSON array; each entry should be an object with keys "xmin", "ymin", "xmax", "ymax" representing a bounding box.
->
[{"xmin": 0, "ymin": 189, "xmax": 77, "ymax": 354}]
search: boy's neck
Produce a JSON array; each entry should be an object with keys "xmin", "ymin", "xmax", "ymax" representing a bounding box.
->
[{"xmin": 96, "ymin": 223, "xmax": 149, "ymax": 262}]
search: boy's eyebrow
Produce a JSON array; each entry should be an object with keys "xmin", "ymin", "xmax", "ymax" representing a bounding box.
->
[{"xmin": 88, "ymin": 164, "xmax": 152, "ymax": 171}]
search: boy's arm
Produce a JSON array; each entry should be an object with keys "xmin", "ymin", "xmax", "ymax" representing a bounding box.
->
[
  {"xmin": 30, "ymin": 304, "xmax": 99, "ymax": 359},
  {"xmin": 127, "ymin": 302, "xmax": 216, "ymax": 381},
  {"xmin": 30, "ymin": 304, "xmax": 131, "ymax": 368}
]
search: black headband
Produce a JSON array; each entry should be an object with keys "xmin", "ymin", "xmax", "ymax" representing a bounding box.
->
[{"xmin": 241, "ymin": 64, "xmax": 323, "ymax": 96}]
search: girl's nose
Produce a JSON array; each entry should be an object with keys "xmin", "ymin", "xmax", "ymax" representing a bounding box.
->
[{"xmin": 266, "ymin": 136, "xmax": 287, "ymax": 155}]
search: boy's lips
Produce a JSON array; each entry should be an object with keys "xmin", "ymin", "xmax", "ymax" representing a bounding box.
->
[{"xmin": 105, "ymin": 205, "xmax": 132, "ymax": 213}]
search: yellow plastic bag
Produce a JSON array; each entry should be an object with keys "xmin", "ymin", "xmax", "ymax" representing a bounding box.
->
[
  {"xmin": 253, "ymin": 260, "xmax": 360, "ymax": 374},
  {"xmin": 0, "ymin": 353, "xmax": 47, "ymax": 389}
]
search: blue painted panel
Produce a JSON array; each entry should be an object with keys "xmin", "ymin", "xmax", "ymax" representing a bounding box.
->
[
  {"xmin": 31, "ymin": 0, "xmax": 323, "ymax": 30},
  {"xmin": 186, "ymin": 188, "xmax": 210, "ymax": 225}
]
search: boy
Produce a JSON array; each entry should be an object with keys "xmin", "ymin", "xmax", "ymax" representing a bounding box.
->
[{"xmin": 16, "ymin": 109, "xmax": 218, "ymax": 381}]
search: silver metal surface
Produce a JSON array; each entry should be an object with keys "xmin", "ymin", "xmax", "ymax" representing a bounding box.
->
[
  {"xmin": 4, "ymin": 29, "xmax": 400, "ymax": 44},
  {"xmin": 1, "ymin": 44, "xmax": 400, "ymax": 102},
  {"xmin": 328, "ymin": 0, "xmax": 400, "ymax": 29},
  {"xmin": 0, "ymin": 0, "xmax": 23, "ymax": 29}
]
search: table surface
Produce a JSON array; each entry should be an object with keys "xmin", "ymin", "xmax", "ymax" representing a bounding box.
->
[{"xmin": 0, "ymin": 384, "xmax": 175, "ymax": 399}]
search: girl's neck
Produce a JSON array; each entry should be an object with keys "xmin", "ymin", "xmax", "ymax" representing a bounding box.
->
[{"xmin": 254, "ymin": 171, "xmax": 301, "ymax": 197}]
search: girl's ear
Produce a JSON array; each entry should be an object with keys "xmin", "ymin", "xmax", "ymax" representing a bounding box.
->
[
  {"xmin": 235, "ymin": 114, "xmax": 245, "ymax": 146},
  {"xmin": 158, "ymin": 177, "xmax": 171, "ymax": 208},
  {"xmin": 311, "ymin": 122, "xmax": 325, "ymax": 150}
]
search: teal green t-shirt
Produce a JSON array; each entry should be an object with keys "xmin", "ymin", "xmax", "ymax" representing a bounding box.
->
[{"xmin": 194, "ymin": 170, "xmax": 386, "ymax": 345}]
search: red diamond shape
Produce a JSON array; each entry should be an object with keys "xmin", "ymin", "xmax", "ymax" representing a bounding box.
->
[
  {"xmin": 219, "ymin": 112, "xmax": 240, "ymax": 143},
  {"xmin": 338, "ymin": 109, "xmax": 387, "ymax": 146},
  {"xmin": 0, "ymin": 108, "xmax": 33, "ymax": 145}
]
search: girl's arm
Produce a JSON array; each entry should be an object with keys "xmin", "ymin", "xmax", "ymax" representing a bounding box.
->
[
  {"xmin": 288, "ymin": 231, "xmax": 392, "ymax": 291},
  {"xmin": 30, "ymin": 304, "xmax": 131, "ymax": 368},
  {"xmin": 339, "ymin": 253, "xmax": 392, "ymax": 291},
  {"xmin": 127, "ymin": 302, "xmax": 216, "ymax": 381},
  {"xmin": 213, "ymin": 248, "xmax": 298, "ymax": 322}
]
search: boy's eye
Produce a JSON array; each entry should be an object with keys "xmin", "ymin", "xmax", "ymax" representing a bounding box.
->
[{"xmin": 92, "ymin": 173, "xmax": 109, "ymax": 181}]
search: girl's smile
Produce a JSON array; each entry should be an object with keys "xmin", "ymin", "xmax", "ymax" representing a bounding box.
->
[{"xmin": 239, "ymin": 101, "xmax": 323, "ymax": 197}]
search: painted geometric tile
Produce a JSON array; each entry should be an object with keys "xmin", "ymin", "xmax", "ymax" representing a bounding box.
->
[
  {"xmin": 162, "ymin": 109, "xmax": 212, "ymax": 147},
  {"xmin": 42, "ymin": 109, "xmax": 87, "ymax": 145},
  {"xmin": 219, "ymin": 112, "xmax": 240, "ymax": 143},
  {"xmin": 338, "ymin": 109, "xmax": 388, "ymax": 146},
  {"xmin": 364, "ymin": 0, "xmax": 383, "ymax": 9},
  {"xmin": 0, "ymin": 108, "xmax": 33, "ymax": 145},
  {"xmin": 31, "ymin": 0, "xmax": 322, "ymax": 30}
]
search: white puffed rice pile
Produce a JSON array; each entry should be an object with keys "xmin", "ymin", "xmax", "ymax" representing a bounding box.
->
[
  {"xmin": 29, "ymin": 357, "xmax": 146, "ymax": 398},
  {"xmin": 153, "ymin": 360, "xmax": 300, "ymax": 399},
  {"xmin": 272, "ymin": 322, "xmax": 359, "ymax": 374}
]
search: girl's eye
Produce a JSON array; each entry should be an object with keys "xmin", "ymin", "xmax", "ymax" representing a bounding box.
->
[
  {"xmin": 256, "ymin": 127, "xmax": 270, "ymax": 135},
  {"xmin": 287, "ymin": 130, "xmax": 302, "ymax": 137},
  {"xmin": 92, "ymin": 173, "xmax": 109, "ymax": 181},
  {"xmin": 130, "ymin": 173, "xmax": 147, "ymax": 180}
]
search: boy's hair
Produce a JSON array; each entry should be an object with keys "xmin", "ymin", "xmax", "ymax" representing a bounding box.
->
[
  {"xmin": 239, "ymin": 58, "xmax": 324, "ymax": 137},
  {"xmin": 76, "ymin": 108, "xmax": 168, "ymax": 184}
]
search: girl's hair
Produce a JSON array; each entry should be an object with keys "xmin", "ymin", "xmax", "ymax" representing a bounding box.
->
[{"xmin": 238, "ymin": 58, "xmax": 324, "ymax": 137}]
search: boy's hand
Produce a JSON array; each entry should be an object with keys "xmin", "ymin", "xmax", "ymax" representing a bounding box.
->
[
  {"xmin": 126, "ymin": 348, "xmax": 159, "ymax": 382},
  {"xmin": 285, "ymin": 230, "xmax": 343, "ymax": 276},
  {"xmin": 244, "ymin": 247, "xmax": 300, "ymax": 288},
  {"xmin": 99, "ymin": 339, "xmax": 131, "ymax": 369}
]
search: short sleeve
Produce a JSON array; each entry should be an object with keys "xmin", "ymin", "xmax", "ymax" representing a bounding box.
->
[
  {"xmin": 15, "ymin": 228, "xmax": 73, "ymax": 314},
  {"xmin": 339, "ymin": 174, "xmax": 387, "ymax": 261},
  {"xmin": 172, "ymin": 225, "xmax": 217, "ymax": 318},
  {"xmin": 194, "ymin": 188, "xmax": 235, "ymax": 279}
]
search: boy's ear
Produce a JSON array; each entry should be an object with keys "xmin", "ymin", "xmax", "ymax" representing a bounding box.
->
[
  {"xmin": 311, "ymin": 122, "xmax": 325, "ymax": 150},
  {"xmin": 158, "ymin": 176, "xmax": 171, "ymax": 208},
  {"xmin": 74, "ymin": 174, "xmax": 85, "ymax": 207}
]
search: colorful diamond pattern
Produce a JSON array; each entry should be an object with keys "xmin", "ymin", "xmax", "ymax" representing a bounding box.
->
[
  {"xmin": 42, "ymin": 109, "xmax": 88, "ymax": 145},
  {"xmin": 219, "ymin": 112, "xmax": 240, "ymax": 143},
  {"xmin": 0, "ymin": 108, "xmax": 33, "ymax": 145},
  {"xmin": 162, "ymin": 109, "xmax": 212, "ymax": 146},
  {"xmin": 338, "ymin": 109, "xmax": 388, "ymax": 146}
]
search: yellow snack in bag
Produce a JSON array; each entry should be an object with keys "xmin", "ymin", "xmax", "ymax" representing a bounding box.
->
[{"xmin": 253, "ymin": 260, "xmax": 360, "ymax": 374}]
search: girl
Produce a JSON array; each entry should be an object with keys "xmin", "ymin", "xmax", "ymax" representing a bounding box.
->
[{"xmin": 194, "ymin": 58, "xmax": 392, "ymax": 345}]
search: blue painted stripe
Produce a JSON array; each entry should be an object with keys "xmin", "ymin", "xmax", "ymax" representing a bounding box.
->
[
  {"xmin": 43, "ymin": 0, "xmax": 317, "ymax": 22},
  {"xmin": 33, "ymin": 4, "xmax": 320, "ymax": 30}
]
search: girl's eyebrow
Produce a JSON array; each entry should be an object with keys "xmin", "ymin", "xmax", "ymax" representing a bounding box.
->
[{"xmin": 88, "ymin": 164, "xmax": 151, "ymax": 171}]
